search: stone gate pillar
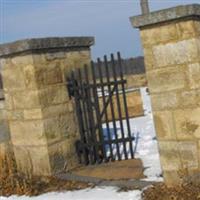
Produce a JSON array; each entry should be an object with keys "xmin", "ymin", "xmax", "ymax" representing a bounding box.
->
[
  {"xmin": 0, "ymin": 37, "xmax": 94, "ymax": 176},
  {"xmin": 131, "ymin": 4, "xmax": 200, "ymax": 185}
]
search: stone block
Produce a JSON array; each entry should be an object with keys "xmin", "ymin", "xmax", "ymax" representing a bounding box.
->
[
  {"xmin": 45, "ymin": 52, "xmax": 66, "ymax": 61},
  {"xmin": 48, "ymin": 138, "xmax": 79, "ymax": 173},
  {"xmin": 11, "ymin": 55, "xmax": 34, "ymax": 66},
  {"xmin": 9, "ymin": 120, "xmax": 47, "ymax": 146},
  {"xmin": 4, "ymin": 93, "xmax": 13, "ymax": 110},
  {"xmin": 194, "ymin": 21, "xmax": 200, "ymax": 35},
  {"xmin": 140, "ymin": 23, "xmax": 178, "ymax": 47},
  {"xmin": 42, "ymin": 103, "xmax": 69, "ymax": 119},
  {"xmin": 39, "ymin": 85, "xmax": 69, "ymax": 107},
  {"xmin": 0, "ymin": 101, "xmax": 5, "ymax": 110},
  {"xmin": 0, "ymin": 109, "xmax": 5, "ymax": 121},
  {"xmin": 35, "ymin": 63, "xmax": 63, "ymax": 87},
  {"xmin": 61, "ymin": 50, "xmax": 90, "ymax": 79},
  {"xmin": 176, "ymin": 89, "xmax": 198, "ymax": 108},
  {"xmin": 13, "ymin": 145, "xmax": 51, "ymax": 176},
  {"xmin": 23, "ymin": 65, "xmax": 37, "ymax": 89},
  {"xmin": 147, "ymin": 66, "xmax": 186, "ymax": 93},
  {"xmin": 0, "ymin": 58, "xmax": 11, "ymax": 69},
  {"xmin": 153, "ymin": 111, "xmax": 176, "ymax": 140},
  {"xmin": 2, "ymin": 66, "xmax": 26, "ymax": 91},
  {"xmin": 44, "ymin": 113, "xmax": 78, "ymax": 145},
  {"xmin": 152, "ymin": 38, "xmax": 200, "ymax": 68},
  {"xmin": 32, "ymin": 54, "xmax": 47, "ymax": 65},
  {"xmin": 176, "ymin": 20, "xmax": 197, "ymax": 39},
  {"xmin": 43, "ymin": 117, "xmax": 63, "ymax": 144},
  {"xmin": 173, "ymin": 108, "xmax": 200, "ymax": 140},
  {"xmin": 12, "ymin": 90, "xmax": 40, "ymax": 109},
  {"xmin": 151, "ymin": 92, "xmax": 178, "ymax": 111},
  {"xmin": 24, "ymin": 109, "xmax": 43, "ymax": 120},
  {"xmin": 188, "ymin": 63, "xmax": 200, "ymax": 89},
  {"xmin": 143, "ymin": 47, "xmax": 154, "ymax": 70},
  {"xmin": 65, "ymin": 113, "xmax": 78, "ymax": 137},
  {"xmin": 163, "ymin": 170, "xmax": 182, "ymax": 186},
  {"xmin": 158, "ymin": 141, "xmax": 182, "ymax": 171},
  {"xmin": 178, "ymin": 141, "xmax": 198, "ymax": 170},
  {"xmin": 6, "ymin": 110, "xmax": 24, "ymax": 121}
]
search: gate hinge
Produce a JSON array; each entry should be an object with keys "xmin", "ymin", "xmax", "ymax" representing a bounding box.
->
[{"xmin": 67, "ymin": 79, "xmax": 74, "ymax": 99}]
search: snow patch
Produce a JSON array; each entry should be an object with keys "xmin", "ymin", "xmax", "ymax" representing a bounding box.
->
[{"xmin": 0, "ymin": 187, "xmax": 142, "ymax": 200}]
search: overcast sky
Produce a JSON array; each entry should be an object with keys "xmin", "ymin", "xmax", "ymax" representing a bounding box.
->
[{"xmin": 0, "ymin": 0, "xmax": 200, "ymax": 59}]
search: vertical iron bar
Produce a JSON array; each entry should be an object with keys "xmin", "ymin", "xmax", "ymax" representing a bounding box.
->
[
  {"xmin": 117, "ymin": 52, "xmax": 134, "ymax": 159},
  {"xmin": 70, "ymin": 71, "xmax": 88, "ymax": 164},
  {"xmin": 97, "ymin": 58, "xmax": 114, "ymax": 161},
  {"xmin": 77, "ymin": 69, "xmax": 93, "ymax": 164},
  {"xmin": 91, "ymin": 61, "xmax": 107, "ymax": 162},
  {"xmin": 104, "ymin": 55, "xmax": 121, "ymax": 161},
  {"xmin": 110, "ymin": 54, "xmax": 128, "ymax": 160},
  {"xmin": 83, "ymin": 65, "xmax": 100, "ymax": 163}
]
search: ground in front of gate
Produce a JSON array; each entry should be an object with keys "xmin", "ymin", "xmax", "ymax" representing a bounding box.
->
[{"xmin": 71, "ymin": 159, "xmax": 145, "ymax": 180}]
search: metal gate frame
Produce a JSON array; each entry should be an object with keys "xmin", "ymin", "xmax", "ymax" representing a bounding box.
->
[{"xmin": 67, "ymin": 52, "xmax": 135, "ymax": 165}]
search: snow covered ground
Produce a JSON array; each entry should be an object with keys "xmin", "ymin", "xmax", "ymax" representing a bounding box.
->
[
  {"xmin": 0, "ymin": 87, "xmax": 162, "ymax": 200},
  {"xmin": 132, "ymin": 87, "xmax": 162, "ymax": 182},
  {"xmin": 0, "ymin": 188, "xmax": 142, "ymax": 200}
]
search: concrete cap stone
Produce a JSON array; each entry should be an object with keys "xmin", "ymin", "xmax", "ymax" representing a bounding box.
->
[
  {"xmin": 0, "ymin": 37, "xmax": 95, "ymax": 58},
  {"xmin": 130, "ymin": 4, "xmax": 200, "ymax": 28}
]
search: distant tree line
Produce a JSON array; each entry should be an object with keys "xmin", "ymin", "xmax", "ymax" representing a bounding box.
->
[{"xmin": 93, "ymin": 56, "xmax": 145, "ymax": 78}]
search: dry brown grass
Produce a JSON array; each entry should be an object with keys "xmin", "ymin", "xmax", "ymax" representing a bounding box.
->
[
  {"xmin": 0, "ymin": 147, "xmax": 90, "ymax": 197},
  {"xmin": 142, "ymin": 181, "xmax": 200, "ymax": 200}
]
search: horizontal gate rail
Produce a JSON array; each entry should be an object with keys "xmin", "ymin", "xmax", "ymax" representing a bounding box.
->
[{"xmin": 69, "ymin": 80, "xmax": 127, "ymax": 90}]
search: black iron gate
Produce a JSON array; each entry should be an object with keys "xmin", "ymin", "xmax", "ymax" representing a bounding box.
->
[{"xmin": 67, "ymin": 52, "xmax": 135, "ymax": 165}]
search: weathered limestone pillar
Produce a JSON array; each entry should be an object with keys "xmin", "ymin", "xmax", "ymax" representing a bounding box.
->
[
  {"xmin": 0, "ymin": 37, "xmax": 94, "ymax": 176},
  {"xmin": 131, "ymin": 4, "xmax": 200, "ymax": 185}
]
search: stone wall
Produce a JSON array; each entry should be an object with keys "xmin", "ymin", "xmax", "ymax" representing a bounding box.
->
[
  {"xmin": 0, "ymin": 37, "xmax": 94, "ymax": 176},
  {"xmin": 131, "ymin": 4, "xmax": 200, "ymax": 185}
]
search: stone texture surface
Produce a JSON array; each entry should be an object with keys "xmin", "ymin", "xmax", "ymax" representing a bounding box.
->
[
  {"xmin": 13, "ymin": 145, "xmax": 51, "ymax": 176},
  {"xmin": 131, "ymin": 4, "xmax": 200, "ymax": 28},
  {"xmin": 188, "ymin": 63, "xmax": 200, "ymax": 89},
  {"xmin": 173, "ymin": 108, "xmax": 200, "ymax": 140},
  {"xmin": 0, "ymin": 37, "xmax": 94, "ymax": 58},
  {"xmin": 158, "ymin": 141, "xmax": 182, "ymax": 171},
  {"xmin": 153, "ymin": 111, "xmax": 175, "ymax": 140},
  {"xmin": 132, "ymin": 8, "xmax": 200, "ymax": 185},
  {"xmin": 0, "ymin": 37, "xmax": 93, "ymax": 176},
  {"xmin": 147, "ymin": 66, "xmax": 186, "ymax": 93},
  {"xmin": 152, "ymin": 38, "xmax": 200, "ymax": 67}
]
